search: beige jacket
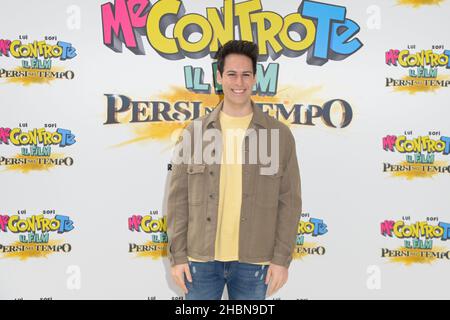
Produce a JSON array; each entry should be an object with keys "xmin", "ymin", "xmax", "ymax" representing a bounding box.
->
[{"xmin": 166, "ymin": 100, "xmax": 302, "ymax": 268}]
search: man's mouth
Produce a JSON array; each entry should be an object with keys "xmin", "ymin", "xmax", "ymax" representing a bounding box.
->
[{"xmin": 231, "ymin": 89, "xmax": 245, "ymax": 94}]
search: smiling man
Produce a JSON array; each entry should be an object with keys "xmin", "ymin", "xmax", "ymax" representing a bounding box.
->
[{"xmin": 167, "ymin": 40, "xmax": 302, "ymax": 300}]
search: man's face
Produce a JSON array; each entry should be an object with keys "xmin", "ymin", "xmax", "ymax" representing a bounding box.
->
[{"xmin": 217, "ymin": 53, "xmax": 256, "ymax": 106}]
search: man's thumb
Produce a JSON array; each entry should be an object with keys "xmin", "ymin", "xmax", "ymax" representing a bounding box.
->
[{"xmin": 185, "ymin": 264, "xmax": 193, "ymax": 282}]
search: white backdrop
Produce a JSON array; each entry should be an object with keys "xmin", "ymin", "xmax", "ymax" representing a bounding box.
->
[{"xmin": 1, "ymin": 0, "xmax": 449, "ymax": 299}]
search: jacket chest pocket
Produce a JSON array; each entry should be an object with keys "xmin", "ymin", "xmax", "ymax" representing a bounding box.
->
[
  {"xmin": 187, "ymin": 164, "xmax": 206, "ymax": 205},
  {"xmin": 256, "ymin": 169, "xmax": 282, "ymax": 208}
]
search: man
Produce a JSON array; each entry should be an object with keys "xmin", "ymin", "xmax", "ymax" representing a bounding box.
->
[{"xmin": 166, "ymin": 40, "xmax": 301, "ymax": 300}]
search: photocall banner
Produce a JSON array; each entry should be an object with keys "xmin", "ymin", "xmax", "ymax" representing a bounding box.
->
[{"xmin": 1, "ymin": 0, "xmax": 449, "ymax": 299}]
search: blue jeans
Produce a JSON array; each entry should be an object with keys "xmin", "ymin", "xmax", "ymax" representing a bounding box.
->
[{"xmin": 184, "ymin": 261, "xmax": 269, "ymax": 300}]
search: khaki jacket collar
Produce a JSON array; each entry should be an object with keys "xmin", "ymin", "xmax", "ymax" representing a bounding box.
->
[{"xmin": 205, "ymin": 99, "xmax": 269, "ymax": 130}]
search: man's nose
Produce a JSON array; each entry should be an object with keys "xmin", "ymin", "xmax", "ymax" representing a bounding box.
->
[{"xmin": 235, "ymin": 75, "xmax": 244, "ymax": 86}]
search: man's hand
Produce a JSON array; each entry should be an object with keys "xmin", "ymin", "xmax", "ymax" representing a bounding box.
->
[
  {"xmin": 171, "ymin": 263, "xmax": 192, "ymax": 294},
  {"xmin": 265, "ymin": 263, "xmax": 288, "ymax": 297}
]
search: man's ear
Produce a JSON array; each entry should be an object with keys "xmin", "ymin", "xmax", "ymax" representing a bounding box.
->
[{"xmin": 216, "ymin": 70, "xmax": 223, "ymax": 85}]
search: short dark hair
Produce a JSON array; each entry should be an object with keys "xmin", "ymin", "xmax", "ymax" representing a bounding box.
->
[{"xmin": 215, "ymin": 40, "xmax": 258, "ymax": 75}]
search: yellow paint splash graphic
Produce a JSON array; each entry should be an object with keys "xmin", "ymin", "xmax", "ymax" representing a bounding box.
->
[
  {"xmin": 3, "ymin": 66, "xmax": 65, "ymax": 86},
  {"xmin": 393, "ymin": 75, "xmax": 450, "ymax": 94},
  {"xmin": 293, "ymin": 242, "xmax": 318, "ymax": 260},
  {"xmin": 115, "ymin": 85, "xmax": 324, "ymax": 147},
  {"xmin": 134, "ymin": 241, "xmax": 167, "ymax": 259},
  {"xmin": 111, "ymin": 86, "xmax": 217, "ymax": 148},
  {"xmin": 390, "ymin": 160, "xmax": 448, "ymax": 180},
  {"xmin": 255, "ymin": 84, "xmax": 324, "ymax": 126},
  {"xmin": 2, "ymin": 153, "xmax": 66, "ymax": 173},
  {"xmin": 397, "ymin": 0, "xmax": 445, "ymax": 7},
  {"xmin": 1, "ymin": 240, "xmax": 63, "ymax": 261},
  {"xmin": 387, "ymin": 246, "xmax": 448, "ymax": 266}
]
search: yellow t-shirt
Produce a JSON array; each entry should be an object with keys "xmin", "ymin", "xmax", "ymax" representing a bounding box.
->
[{"xmin": 188, "ymin": 110, "xmax": 270, "ymax": 265}]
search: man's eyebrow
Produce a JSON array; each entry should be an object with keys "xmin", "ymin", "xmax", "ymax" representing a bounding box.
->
[{"xmin": 225, "ymin": 70, "xmax": 253, "ymax": 74}]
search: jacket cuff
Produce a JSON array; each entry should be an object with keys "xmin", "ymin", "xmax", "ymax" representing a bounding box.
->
[
  {"xmin": 169, "ymin": 254, "xmax": 189, "ymax": 267},
  {"xmin": 271, "ymin": 254, "xmax": 292, "ymax": 268}
]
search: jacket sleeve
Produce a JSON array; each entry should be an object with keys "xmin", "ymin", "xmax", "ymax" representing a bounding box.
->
[
  {"xmin": 166, "ymin": 125, "xmax": 191, "ymax": 267},
  {"xmin": 271, "ymin": 131, "xmax": 302, "ymax": 268}
]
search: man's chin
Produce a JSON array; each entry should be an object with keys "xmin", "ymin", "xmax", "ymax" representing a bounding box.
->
[{"xmin": 225, "ymin": 96, "xmax": 252, "ymax": 106}]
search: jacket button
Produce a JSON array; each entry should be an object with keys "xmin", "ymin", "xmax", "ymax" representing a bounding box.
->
[
  {"xmin": 209, "ymin": 194, "xmax": 214, "ymax": 199},
  {"xmin": 209, "ymin": 171, "xmax": 213, "ymax": 175},
  {"xmin": 206, "ymin": 217, "xmax": 211, "ymax": 222},
  {"xmin": 189, "ymin": 168, "xmax": 193, "ymax": 173}
]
